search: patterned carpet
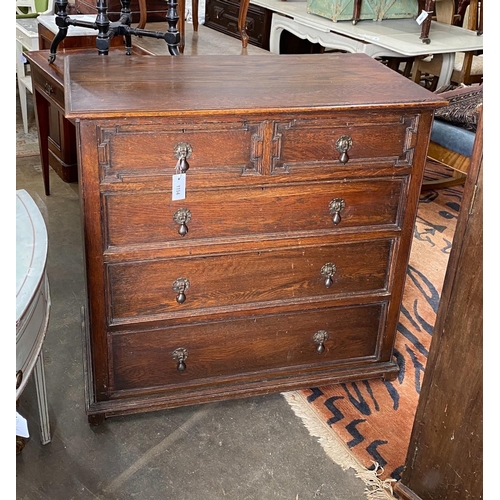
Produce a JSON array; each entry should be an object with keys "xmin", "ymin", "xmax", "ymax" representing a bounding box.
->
[
  {"xmin": 283, "ymin": 167, "xmax": 463, "ymax": 499},
  {"xmin": 16, "ymin": 85, "xmax": 40, "ymax": 158}
]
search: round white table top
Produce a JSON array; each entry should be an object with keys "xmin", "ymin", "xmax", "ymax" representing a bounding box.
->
[{"xmin": 16, "ymin": 190, "xmax": 48, "ymax": 326}]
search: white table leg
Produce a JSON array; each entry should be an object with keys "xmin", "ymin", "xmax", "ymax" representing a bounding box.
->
[
  {"xmin": 16, "ymin": 39, "xmax": 29, "ymax": 135},
  {"xmin": 437, "ymin": 52, "xmax": 455, "ymax": 89},
  {"xmin": 33, "ymin": 351, "xmax": 51, "ymax": 445}
]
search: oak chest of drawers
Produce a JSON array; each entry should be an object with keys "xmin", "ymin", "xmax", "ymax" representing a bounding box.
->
[{"xmin": 64, "ymin": 52, "xmax": 444, "ymax": 423}]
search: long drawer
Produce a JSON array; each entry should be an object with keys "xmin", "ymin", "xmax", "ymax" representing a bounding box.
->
[
  {"xmin": 107, "ymin": 237, "xmax": 394, "ymax": 324},
  {"xmin": 110, "ymin": 302, "xmax": 385, "ymax": 393},
  {"xmin": 103, "ymin": 177, "xmax": 406, "ymax": 249}
]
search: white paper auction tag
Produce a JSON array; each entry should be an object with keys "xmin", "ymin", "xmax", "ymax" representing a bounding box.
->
[
  {"xmin": 16, "ymin": 412, "xmax": 29, "ymax": 438},
  {"xmin": 172, "ymin": 173, "xmax": 186, "ymax": 201},
  {"xmin": 416, "ymin": 10, "xmax": 429, "ymax": 25}
]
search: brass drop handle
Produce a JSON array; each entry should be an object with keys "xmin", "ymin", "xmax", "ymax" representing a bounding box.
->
[
  {"xmin": 43, "ymin": 82, "xmax": 54, "ymax": 96},
  {"xmin": 313, "ymin": 330, "xmax": 329, "ymax": 354},
  {"xmin": 174, "ymin": 142, "xmax": 193, "ymax": 173},
  {"xmin": 173, "ymin": 277, "xmax": 190, "ymax": 304},
  {"xmin": 320, "ymin": 263, "xmax": 337, "ymax": 288},
  {"xmin": 172, "ymin": 347, "xmax": 188, "ymax": 371},
  {"xmin": 173, "ymin": 208, "xmax": 192, "ymax": 237},
  {"xmin": 335, "ymin": 135, "xmax": 353, "ymax": 164},
  {"xmin": 329, "ymin": 198, "xmax": 346, "ymax": 225}
]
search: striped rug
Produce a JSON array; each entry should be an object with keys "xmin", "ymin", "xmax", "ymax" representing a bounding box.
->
[{"xmin": 284, "ymin": 163, "xmax": 463, "ymax": 499}]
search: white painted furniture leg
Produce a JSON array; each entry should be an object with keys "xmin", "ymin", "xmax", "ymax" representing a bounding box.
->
[{"xmin": 33, "ymin": 351, "xmax": 51, "ymax": 445}]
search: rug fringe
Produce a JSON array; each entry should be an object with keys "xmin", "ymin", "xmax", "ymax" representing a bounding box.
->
[{"xmin": 282, "ymin": 391, "xmax": 395, "ymax": 500}]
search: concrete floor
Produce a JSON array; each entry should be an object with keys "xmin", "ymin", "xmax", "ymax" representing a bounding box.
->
[{"xmin": 15, "ymin": 53, "xmax": 369, "ymax": 500}]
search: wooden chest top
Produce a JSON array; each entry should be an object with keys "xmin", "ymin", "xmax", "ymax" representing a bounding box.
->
[{"xmin": 64, "ymin": 53, "xmax": 445, "ymax": 119}]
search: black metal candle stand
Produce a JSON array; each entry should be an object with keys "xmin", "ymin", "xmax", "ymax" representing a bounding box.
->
[{"xmin": 48, "ymin": 0, "xmax": 180, "ymax": 62}]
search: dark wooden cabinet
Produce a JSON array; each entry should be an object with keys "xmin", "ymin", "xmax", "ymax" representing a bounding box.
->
[
  {"xmin": 394, "ymin": 108, "xmax": 483, "ymax": 500},
  {"xmin": 204, "ymin": 0, "xmax": 271, "ymax": 49},
  {"xmin": 28, "ymin": 39, "xmax": 79, "ymax": 187},
  {"xmin": 74, "ymin": 0, "xmax": 168, "ymax": 23},
  {"xmin": 63, "ymin": 52, "xmax": 444, "ymax": 423}
]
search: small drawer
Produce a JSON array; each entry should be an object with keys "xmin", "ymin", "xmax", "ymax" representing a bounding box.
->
[
  {"xmin": 97, "ymin": 120, "xmax": 264, "ymax": 183},
  {"xmin": 271, "ymin": 114, "xmax": 419, "ymax": 173},
  {"xmin": 110, "ymin": 302, "xmax": 384, "ymax": 392},
  {"xmin": 31, "ymin": 69, "xmax": 64, "ymax": 110},
  {"xmin": 103, "ymin": 177, "xmax": 406, "ymax": 249},
  {"xmin": 107, "ymin": 238, "xmax": 393, "ymax": 324},
  {"xmin": 16, "ymin": 29, "xmax": 37, "ymax": 52}
]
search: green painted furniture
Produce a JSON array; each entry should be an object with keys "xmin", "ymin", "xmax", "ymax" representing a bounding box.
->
[{"xmin": 306, "ymin": 0, "xmax": 418, "ymax": 23}]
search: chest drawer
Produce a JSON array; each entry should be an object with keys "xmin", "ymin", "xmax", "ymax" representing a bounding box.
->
[
  {"xmin": 98, "ymin": 120, "xmax": 262, "ymax": 182},
  {"xmin": 103, "ymin": 177, "xmax": 406, "ymax": 249},
  {"xmin": 107, "ymin": 238, "xmax": 393, "ymax": 325},
  {"xmin": 271, "ymin": 114, "xmax": 418, "ymax": 173},
  {"xmin": 97, "ymin": 113, "xmax": 418, "ymax": 185},
  {"xmin": 110, "ymin": 302, "xmax": 384, "ymax": 393}
]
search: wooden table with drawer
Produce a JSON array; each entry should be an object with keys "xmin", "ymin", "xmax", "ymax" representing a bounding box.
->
[
  {"xmin": 25, "ymin": 45, "xmax": 152, "ymax": 196},
  {"xmin": 63, "ymin": 52, "xmax": 445, "ymax": 423}
]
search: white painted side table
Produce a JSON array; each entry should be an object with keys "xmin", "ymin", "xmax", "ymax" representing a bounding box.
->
[
  {"xmin": 16, "ymin": 189, "xmax": 51, "ymax": 446},
  {"xmin": 252, "ymin": 0, "xmax": 483, "ymax": 89},
  {"xmin": 16, "ymin": 18, "xmax": 40, "ymax": 134}
]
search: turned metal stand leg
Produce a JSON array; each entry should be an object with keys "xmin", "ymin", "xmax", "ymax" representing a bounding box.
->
[
  {"xmin": 166, "ymin": 0, "xmax": 181, "ymax": 55},
  {"xmin": 96, "ymin": 0, "xmax": 111, "ymax": 55},
  {"xmin": 120, "ymin": 0, "xmax": 133, "ymax": 55},
  {"xmin": 49, "ymin": 0, "xmax": 69, "ymax": 63}
]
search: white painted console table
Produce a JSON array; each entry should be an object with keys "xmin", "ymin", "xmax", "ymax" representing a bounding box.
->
[
  {"xmin": 252, "ymin": 0, "xmax": 483, "ymax": 88},
  {"xmin": 16, "ymin": 189, "xmax": 51, "ymax": 446}
]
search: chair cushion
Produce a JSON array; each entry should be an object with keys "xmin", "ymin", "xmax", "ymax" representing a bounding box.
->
[
  {"xmin": 453, "ymin": 52, "xmax": 483, "ymax": 76},
  {"xmin": 434, "ymin": 84, "xmax": 482, "ymax": 132},
  {"xmin": 430, "ymin": 119, "xmax": 475, "ymax": 158}
]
